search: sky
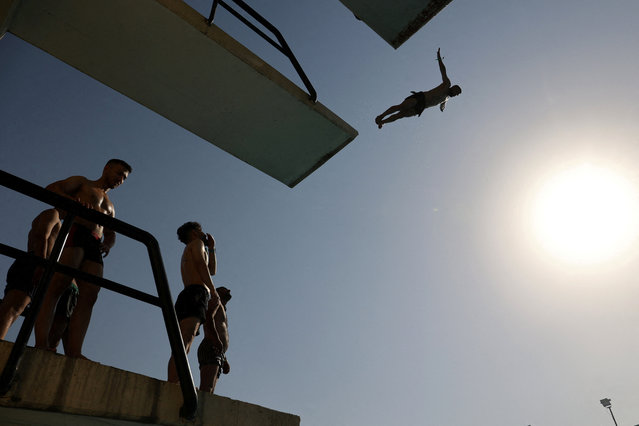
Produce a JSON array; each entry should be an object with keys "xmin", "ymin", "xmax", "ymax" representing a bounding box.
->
[{"xmin": 2, "ymin": 0, "xmax": 639, "ymax": 425}]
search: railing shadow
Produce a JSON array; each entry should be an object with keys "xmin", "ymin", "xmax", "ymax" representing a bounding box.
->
[{"xmin": 0, "ymin": 169, "xmax": 198, "ymax": 420}]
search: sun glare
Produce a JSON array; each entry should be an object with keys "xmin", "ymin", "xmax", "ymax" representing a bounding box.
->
[{"xmin": 531, "ymin": 164, "xmax": 639, "ymax": 264}]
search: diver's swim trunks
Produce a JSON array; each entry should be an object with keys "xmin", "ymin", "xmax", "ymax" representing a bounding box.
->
[
  {"xmin": 175, "ymin": 285, "xmax": 210, "ymax": 324},
  {"xmin": 197, "ymin": 338, "xmax": 225, "ymax": 377},
  {"xmin": 65, "ymin": 224, "xmax": 103, "ymax": 265},
  {"xmin": 55, "ymin": 282, "xmax": 79, "ymax": 319},
  {"xmin": 406, "ymin": 91, "xmax": 427, "ymax": 116},
  {"xmin": 4, "ymin": 254, "xmax": 38, "ymax": 298}
]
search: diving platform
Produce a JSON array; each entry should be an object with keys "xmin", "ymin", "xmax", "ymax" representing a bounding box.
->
[
  {"xmin": 0, "ymin": 341, "xmax": 300, "ymax": 425},
  {"xmin": 339, "ymin": 0, "xmax": 453, "ymax": 48},
  {"xmin": 1, "ymin": 0, "xmax": 357, "ymax": 187}
]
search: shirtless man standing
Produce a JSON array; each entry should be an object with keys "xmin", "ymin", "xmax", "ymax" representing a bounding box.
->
[
  {"xmin": 0, "ymin": 208, "xmax": 61, "ymax": 339},
  {"xmin": 198, "ymin": 286, "xmax": 231, "ymax": 394},
  {"xmin": 168, "ymin": 221, "xmax": 221, "ymax": 383},
  {"xmin": 375, "ymin": 48, "xmax": 461, "ymax": 129},
  {"xmin": 34, "ymin": 159, "xmax": 131, "ymax": 356}
]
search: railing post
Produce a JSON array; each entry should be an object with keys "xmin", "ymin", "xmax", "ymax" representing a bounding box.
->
[
  {"xmin": 207, "ymin": 0, "xmax": 219, "ymax": 25},
  {"xmin": 146, "ymin": 239, "xmax": 198, "ymax": 420},
  {"xmin": 0, "ymin": 213, "xmax": 75, "ymax": 395},
  {"xmin": 207, "ymin": 0, "xmax": 317, "ymax": 101}
]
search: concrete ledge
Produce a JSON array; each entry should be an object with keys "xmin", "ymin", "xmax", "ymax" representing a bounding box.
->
[{"xmin": 0, "ymin": 341, "xmax": 299, "ymax": 425}]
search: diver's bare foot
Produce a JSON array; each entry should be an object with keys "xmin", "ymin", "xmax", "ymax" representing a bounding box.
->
[{"xmin": 378, "ymin": 122, "xmax": 383, "ymax": 129}]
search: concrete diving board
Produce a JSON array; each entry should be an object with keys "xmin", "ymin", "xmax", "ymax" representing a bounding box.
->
[
  {"xmin": 3, "ymin": 0, "xmax": 357, "ymax": 187},
  {"xmin": 339, "ymin": 0, "xmax": 453, "ymax": 49}
]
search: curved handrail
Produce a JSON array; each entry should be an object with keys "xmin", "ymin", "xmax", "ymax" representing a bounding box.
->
[
  {"xmin": 208, "ymin": 0, "xmax": 317, "ymax": 102},
  {"xmin": 0, "ymin": 169, "xmax": 198, "ymax": 420}
]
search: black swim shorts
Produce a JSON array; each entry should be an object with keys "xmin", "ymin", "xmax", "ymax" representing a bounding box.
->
[
  {"xmin": 65, "ymin": 224, "xmax": 103, "ymax": 265},
  {"xmin": 198, "ymin": 338, "xmax": 225, "ymax": 377},
  {"xmin": 4, "ymin": 254, "xmax": 38, "ymax": 299},
  {"xmin": 406, "ymin": 91, "xmax": 427, "ymax": 116},
  {"xmin": 174, "ymin": 285, "xmax": 210, "ymax": 324}
]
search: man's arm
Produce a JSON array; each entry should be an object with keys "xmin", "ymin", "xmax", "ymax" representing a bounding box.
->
[
  {"xmin": 439, "ymin": 101, "xmax": 447, "ymax": 112},
  {"xmin": 204, "ymin": 233, "xmax": 217, "ymax": 275},
  {"xmin": 437, "ymin": 48, "xmax": 450, "ymax": 84},
  {"xmin": 46, "ymin": 176, "xmax": 85, "ymax": 198},
  {"xmin": 102, "ymin": 228, "xmax": 116, "ymax": 257},
  {"xmin": 46, "ymin": 176, "xmax": 93, "ymax": 210}
]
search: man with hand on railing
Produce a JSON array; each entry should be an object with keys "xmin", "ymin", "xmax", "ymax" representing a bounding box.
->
[
  {"xmin": 0, "ymin": 208, "xmax": 61, "ymax": 339},
  {"xmin": 168, "ymin": 221, "xmax": 222, "ymax": 384},
  {"xmin": 34, "ymin": 159, "xmax": 132, "ymax": 358}
]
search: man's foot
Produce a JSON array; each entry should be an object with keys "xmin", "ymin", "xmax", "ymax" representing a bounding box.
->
[
  {"xmin": 378, "ymin": 122, "xmax": 383, "ymax": 129},
  {"xmin": 375, "ymin": 115, "xmax": 382, "ymax": 125}
]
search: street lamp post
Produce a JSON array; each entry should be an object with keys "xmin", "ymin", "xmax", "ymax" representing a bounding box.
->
[{"xmin": 600, "ymin": 398, "xmax": 618, "ymax": 426}]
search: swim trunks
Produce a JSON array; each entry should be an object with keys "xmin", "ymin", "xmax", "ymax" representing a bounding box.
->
[
  {"xmin": 406, "ymin": 91, "xmax": 427, "ymax": 116},
  {"xmin": 54, "ymin": 282, "xmax": 79, "ymax": 319},
  {"xmin": 65, "ymin": 224, "xmax": 103, "ymax": 265},
  {"xmin": 197, "ymin": 338, "xmax": 225, "ymax": 377},
  {"xmin": 174, "ymin": 285, "xmax": 210, "ymax": 324},
  {"xmin": 4, "ymin": 254, "xmax": 39, "ymax": 299}
]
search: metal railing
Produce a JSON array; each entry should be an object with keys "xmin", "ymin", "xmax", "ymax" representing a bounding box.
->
[
  {"xmin": 0, "ymin": 170, "xmax": 198, "ymax": 420},
  {"xmin": 208, "ymin": 0, "xmax": 317, "ymax": 102}
]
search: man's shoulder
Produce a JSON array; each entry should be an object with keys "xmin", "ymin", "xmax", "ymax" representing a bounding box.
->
[
  {"xmin": 185, "ymin": 239, "xmax": 205, "ymax": 254},
  {"xmin": 66, "ymin": 175, "xmax": 90, "ymax": 183}
]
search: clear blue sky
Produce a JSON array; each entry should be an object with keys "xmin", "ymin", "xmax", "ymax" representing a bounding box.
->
[{"xmin": 2, "ymin": 0, "xmax": 639, "ymax": 425}]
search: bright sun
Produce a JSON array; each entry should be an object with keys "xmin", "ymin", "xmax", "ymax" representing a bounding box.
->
[{"xmin": 531, "ymin": 163, "xmax": 639, "ymax": 264}]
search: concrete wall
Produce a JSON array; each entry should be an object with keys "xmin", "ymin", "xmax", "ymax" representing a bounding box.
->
[{"xmin": 0, "ymin": 341, "xmax": 300, "ymax": 426}]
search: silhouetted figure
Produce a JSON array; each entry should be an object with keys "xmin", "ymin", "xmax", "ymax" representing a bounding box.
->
[
  {"xmin": 168, "ymin": 222, "xmax": 221, "ymax": 384},
  {"xmin": 34, "ymin": 159, "xmax": 132, "ymax": 357},
  {"xmin": 0, "ymin": 208, "xmax": 61, "ymax": 339},
  {"xmin": 198, "ymin": 286, "xmax": 231, "ymax": 394},
  {"xmin": 375, "ymin": 48, "xmax": 461, "ymax": 129}
]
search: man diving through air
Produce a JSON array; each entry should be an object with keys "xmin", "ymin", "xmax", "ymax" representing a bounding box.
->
[{"xmin": 375, "ymin": 48, "xmax": 461, "ymax": 129}]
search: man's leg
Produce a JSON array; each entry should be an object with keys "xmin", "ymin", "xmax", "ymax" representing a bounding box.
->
[
  {"xmin": 34, "ymin": 247, "xmax": 83, "ymax": 349},
  {"xmin": 376, "ymin": 98, "xmax": 417, "ymax": 127},
  {"xmin": 168, "ymin": 317, "xmax": 201, "ymax": 383},
  {"xmin": 48, "ymin": 313, "xmax": 69, "ymax": 352},
  {"xmin": 199, "ymin": 363, "xmax": 220, "ymax": 393},
  {"xmin": 0, "ymin": 290, "xmax": 31, "ymax": 339},
  {"xmin": 379, "ymin": 108, "xmax": 416, "ymax": 127},
  {"xmin": 65, "ymin": 260, "xmax": 103, "ymax": 358},
  {"xmin": 376, "ymin": 104, "xmax": 402, "ymax": 123}
]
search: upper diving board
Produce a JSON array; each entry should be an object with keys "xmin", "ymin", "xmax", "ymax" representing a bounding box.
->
[
  {"xmin": 339, "ymin": 0, "xmax": 453, "ymax": 49},
  {"xmin": 2, "ymin": 0, "xmax": 357, "ymax": 187}
]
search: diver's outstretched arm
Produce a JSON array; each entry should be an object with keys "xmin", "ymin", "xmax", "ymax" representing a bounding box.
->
[{"xmin": 437, "ymin": 48, "xmax": 450, "ymax": 84}]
